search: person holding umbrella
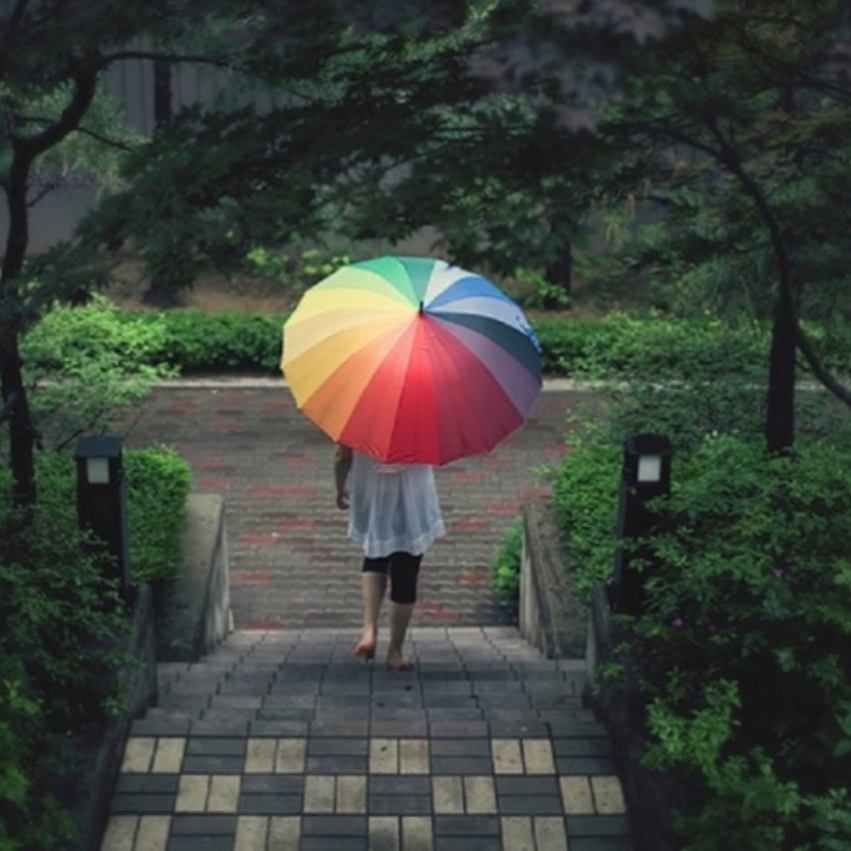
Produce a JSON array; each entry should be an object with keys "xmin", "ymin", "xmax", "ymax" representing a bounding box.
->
[
  {"xmin": 283, "ymin": 255, "xmax": 542, "ymax": 667},
  {"xmin": 334, "ymin": 443, "xmax": 446, "ymax": 671}
]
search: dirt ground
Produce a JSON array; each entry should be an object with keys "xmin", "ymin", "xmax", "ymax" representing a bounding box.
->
[
  {"xmin": 102, "ymin": 258, "xmax": 619, "ymax": 318},
  {"xmin": 104, "ymin": 269, "xmax": 294, "ymax": 314}
]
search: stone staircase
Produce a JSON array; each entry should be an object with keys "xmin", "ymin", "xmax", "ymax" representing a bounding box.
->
[{"xmin": 101, "ymin": 626, "xmax": 633, "ymax": 851}]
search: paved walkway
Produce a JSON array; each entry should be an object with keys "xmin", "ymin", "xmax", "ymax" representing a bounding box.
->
[
  {"xmin": 100, "ymin": 379, "xmax": 633, "ymax": 851},
  {"xmin": 123, "ymin": 379, "xmax": 595, "ymax": 629}
]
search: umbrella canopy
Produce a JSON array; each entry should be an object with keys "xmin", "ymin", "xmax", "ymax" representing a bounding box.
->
[{"xmin": 281, "ymin": 255, "xmax": 542, "ymax": 465}]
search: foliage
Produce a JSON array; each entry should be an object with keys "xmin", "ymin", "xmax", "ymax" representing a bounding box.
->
[
  {"xmin": 118, "ymin": 308, "xmax": 288, "ymax": 374},
  {"xmin": 18, "ymin": 294, "xmax": 175, "ymax": 451},
  {"xmin": 553, "ymin": 401, "xmax": 851, "ymax": 849},
  {"xmin": 490, "ymin": 516, "xmax": 524, "ymax": 602},
  {"xmin": 551, "ymin": 429, "xmax": 621, "ymax": 598},
  {"xmin": 572, "ymin": 311, "xmax": 767, "ymax": 381},
  {"xmin": 35, "ymin": 447, "xmax": 192, "ymax": 587},
  {"xmin": 123, "ymin": 447, "xmax": 192, "ymax": 586},
  {"xmin": 0, "ymin": 442, "xmax": 190, "ymax": 848},
  {"xmin": 106, "ymin": 305, "xmax": 851, "ymax": 385},
  {"xmin": 0, "ymin": 461, "xmax": 128, "ymax": 850},
  {"xmin": 591, "ymin": 0, "xmax": 851, "ymax": 451},
  {"xmin": 629, "ymin": 435, "xmax": 851, "ymax": 850}
]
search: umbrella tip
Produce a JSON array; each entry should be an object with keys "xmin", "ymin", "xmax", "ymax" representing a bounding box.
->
[{"xmin": 418, "ymin": 300, "xmax": 425, "ymax": 315}]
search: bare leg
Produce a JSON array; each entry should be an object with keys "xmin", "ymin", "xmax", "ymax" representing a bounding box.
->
[
  {"xmin": 354, "ymin": 572, "xmax": 387, "ymax": 661},
  {"xmin": 386, "ymin": 602, "xmax": 415, "ymax": 671}
]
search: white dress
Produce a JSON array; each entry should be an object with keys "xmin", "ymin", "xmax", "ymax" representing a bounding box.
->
[{"xmin": 348, "ymin": 451, "xmax": 446, "ymax": 558}]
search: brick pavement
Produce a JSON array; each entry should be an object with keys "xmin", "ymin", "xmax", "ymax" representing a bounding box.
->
[
  {"xmin": 124, "ymin": 378, "xmax": 594, "ymax": 630},
  {"xmin": 102, "ymin": 379, "xmax": 633, "ymax": 851}
]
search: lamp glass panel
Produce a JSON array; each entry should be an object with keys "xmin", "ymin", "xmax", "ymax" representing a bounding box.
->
[
  {"xmin": 86, "ymin": 457, "xmax": 110, "ymax": 485},
  {"xmin": 637, "ymin": 454, "xmax": 662, "ymax": 483}
]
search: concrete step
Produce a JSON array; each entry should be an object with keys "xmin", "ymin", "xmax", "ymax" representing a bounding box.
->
[{"xmin": 104, "ymin": 627, "xmax": 634, "ymax": 851}]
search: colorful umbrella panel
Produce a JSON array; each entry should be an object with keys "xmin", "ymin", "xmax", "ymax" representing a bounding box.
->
[{"xmin": 282, "ymin": 256, "xmax": 542, "ymax": 465}]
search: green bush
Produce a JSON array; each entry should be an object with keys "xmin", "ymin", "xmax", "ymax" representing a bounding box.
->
[
  {"xmin": 550, "ymin": 431, "xmax": 621, "ymax": 599},
  {"xmin": 635, "ymin": 435, "xmax": 851, "ymax": 850},
  {"xmin": 490, "ymin": 516, "xmax": 524, "ymax": 602},
  {"xmin": 0, "ymin": 460, "xmax": 128, "ymax": 851},
  {"xmin": 0, "ymin": 444, "xmax": 191, "ymax": 848},
  {"xmin": 123, "ymin": 446, "xmax": 192, "ymax": 585},
  {"xmin": 529, "ymin": 315, "xmax": 614, "ymax": 376},
  {"xmin": 21, "ymin": 294, "xmax": 175, "ymax": 450},
  {"xmin": 119, "ymin": 308, "xmax": 287, "ymax": 373},
  {"xmin": 556, "ymin": 431, "xmax": 851, "ymax": 850},
  {"xmin": 106, "ymin": 305, "xmax": 773, "ymax": 380},
  {"xmin": 572, "ymin": 311, "xmax": 769, "ymax": 381},
  {"xmin": 37, "ymin": 446, "xmax": 191, "ymax": 586},
  {"xmin": 93, "ymin": 300, "xmax": 851, "ymax": 386}
]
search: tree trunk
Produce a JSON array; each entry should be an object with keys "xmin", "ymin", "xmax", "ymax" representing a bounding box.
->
[
  {"xmin": 765, "ymin": 283, "xmax": 796, "ymax": 455},
  {"xmin": 0, "ymin": 341, "xmax": 37, "ymax": 507},
  {"xmin": 1, "ymin": 68, "xmax": 99, "ymax": 507},
  {"xmin": 153, "ymin": 59, "xmax": 173, "ymax": 130},
  {"xmin": 1, "ymin": 151, "xmax": 38, "ymax": 506},
  {"xmin": 144, "ymin": 49, "xmax": 180, "ymax": 307}
]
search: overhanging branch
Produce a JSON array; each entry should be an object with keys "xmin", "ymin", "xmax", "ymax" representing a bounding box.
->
[{"xmin": 795, "ymin": 323, "xmax": 851, "ymax": 410}]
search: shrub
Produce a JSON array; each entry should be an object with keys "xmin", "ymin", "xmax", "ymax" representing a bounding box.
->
[
  {"xmin": 0, "ymin": 461, "xmax": 128, "ymax": 851},
  {"xmin": 563, "ymin": 433, "xmax": 851, "ymax": 851},
  {"xmin": 123, "ymin": 446, "xmax": 192, "ymax": 586},
  {"xmin": 633, "ymin": 435, "xmax": 851, "ymax": 850},
  {"xmin": 490, "ymin": 516, "xmax": 524, "ymax": 602},
  {"xmin": 118, "ymin": 308, "xmax": 287, "ymax": 373},
  {"xmin": 572, "ymin": 311, "xmax": 768, "ymax": 381},
  {"xmin": 529, "ymin": 316, "xmax": 613, "ymax": 376},
  {"xmin": 104, "ymin": 305, "xmax": 778, "ymax": 381},
  {"xmin": 550, "ymin": 430, "xmax": 621, "ymax": 598},
  {"xmin": 20, "ymin": 294, "xmax": 175, "ymax": 450},
  {"xmin": 36, "ymin": 446, "xmax": 191, "ymax": 587},
  {"xmin": 0, "ymin": 444, "xmax": 191, "ymax": 848}
]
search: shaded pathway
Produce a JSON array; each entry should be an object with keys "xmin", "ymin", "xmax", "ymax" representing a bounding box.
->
[{"xmin": 101, "ymin": 380, "xmax": 634, "ymax": 850}]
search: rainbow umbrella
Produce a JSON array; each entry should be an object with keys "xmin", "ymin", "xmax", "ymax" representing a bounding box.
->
[{"xmin": 281, "ymin": 255, "xmax": 542, "ymax": 465}]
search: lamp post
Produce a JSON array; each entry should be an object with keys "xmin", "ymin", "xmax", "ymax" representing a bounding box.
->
[
  {"xmin": 75, "ymin": 435, "xmax": 132, "ymax": 605},
  {"xmin": 610, "ymin": 433, "xmax": 672, "ymax": 616}
]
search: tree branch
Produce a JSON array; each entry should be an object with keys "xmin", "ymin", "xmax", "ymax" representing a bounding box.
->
[
  {"xmin": 795, "ymin": 324, "xmax": 851, "ymax": 411},
  {"xmin": 20, "ymin": 116, "xmax": 137, "ymax": 152},
  {"xmin": 10, "ymin": 67, "xmax": 99, "ymax": 157},
  {"xmin": 99, "ymin": 49, "xmax": 239, "ymax": 71}
]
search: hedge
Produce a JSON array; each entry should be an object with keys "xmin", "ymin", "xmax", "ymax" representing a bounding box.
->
[{"xmin": 116, "ymin": 306, "xmax": 851, "ymax": 381}]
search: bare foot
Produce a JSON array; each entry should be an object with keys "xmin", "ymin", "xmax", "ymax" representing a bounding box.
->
[
  {"xmin": 385, "ymin": 651, "xmax": 414, "ymax": 672},
  {"xmin": 353, "ymin": 637, "xmax": 376, "ymax": 663}
]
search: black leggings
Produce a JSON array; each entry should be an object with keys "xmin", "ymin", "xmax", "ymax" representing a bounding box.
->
[{"xmin": 362, "ymin": 551, "xmax": 422, "ymax": 605}]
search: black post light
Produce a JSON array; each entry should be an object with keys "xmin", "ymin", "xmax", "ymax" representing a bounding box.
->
[
  {"xmin": 75, "ymin": 435, "xmax": 132, "ymax": 605},
  {"xmin": 610, "ymin": 433, "xmax": 673, "ymax": 616}
]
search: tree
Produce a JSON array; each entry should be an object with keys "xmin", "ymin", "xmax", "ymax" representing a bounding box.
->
[
  {"xmin": 0, "ymin": 1, "xmax": 351, "ymax": 506},
  {"xmin": 589, "ymin": 0, "xmax": 851, "ymax": 452},
  {"xmin": 2, "ymin": 0, "xmax": 716, "ymax": 508},
  {"xmin": 75, "ymin": 0, "xmax": 718, "ymax": 301}
]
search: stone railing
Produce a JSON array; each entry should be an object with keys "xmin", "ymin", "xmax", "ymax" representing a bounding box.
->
[
  {"xmin": 519, "ymin": 497, "xmax": 679, "ymax": 851},
  {"xmin": 156, "ymin": 492, "xmax": 232, "ymax": 661},
  {"xmin": 77, "ymin": 492, "xmax": 231, "ymax": 850},
  {"xmin": 518, "ymin": 498, "xmax": 587, "ymax": 660}
]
